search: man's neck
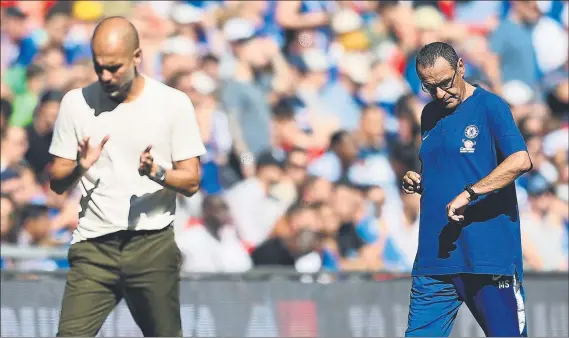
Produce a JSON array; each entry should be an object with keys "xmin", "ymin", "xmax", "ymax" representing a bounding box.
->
[
  {"xmin": 463, "ymin": 83, "xmax": 477, "ymax": 101},
  {"xmin": 121, "ymin": 74, "xmax": 145, "ymax": 103},
  {"xmin": 449, "ymin": 83, "xmax": 477, "ymax": 113}
]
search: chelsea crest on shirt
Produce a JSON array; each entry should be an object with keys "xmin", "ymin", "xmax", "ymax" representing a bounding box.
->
[{"xmin": 460, "ymin": 125, "xmax": 479, "ymax": 153}]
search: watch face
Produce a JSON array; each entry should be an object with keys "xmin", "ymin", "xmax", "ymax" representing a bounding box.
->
[{"xmin": 153, "ymin": 167, "xmax": 166, "ymax": 182}]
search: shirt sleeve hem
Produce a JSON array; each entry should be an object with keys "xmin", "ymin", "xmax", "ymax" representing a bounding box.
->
[
  {"xmin": 48, "ymin": 149, "xmax": 77, "ymax": 161},
  {"xmin": 171, "ymin": 149, "xmax": 207, "ymax": 162}
]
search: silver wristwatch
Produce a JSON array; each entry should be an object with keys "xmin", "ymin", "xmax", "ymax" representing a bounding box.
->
[{"xmin": 151, "ymin": 165, "xmax": 166, "ymax": 184}]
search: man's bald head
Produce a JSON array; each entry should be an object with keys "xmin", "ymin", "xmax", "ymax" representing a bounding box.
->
[
  {"xmin": 91, "ymin": 16, "xmax": 140, "ymax": 55},
  {"xmin": 91, "ymin": 16, "xmax": 143, "ymax": 101}
]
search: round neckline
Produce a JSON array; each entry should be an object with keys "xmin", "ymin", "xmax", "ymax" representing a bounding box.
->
[
  {"xmin": 101, "ymin": 74, "xmax": 149, "ymax": 107},
  {"xmin": 120, "ymin": 74, "xmax": 148, "ymax": 106}
]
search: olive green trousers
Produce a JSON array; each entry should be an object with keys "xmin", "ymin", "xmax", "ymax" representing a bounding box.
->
[{"xmin": 57, "ymin": 225, "xmax": 182, "ymax": 337}]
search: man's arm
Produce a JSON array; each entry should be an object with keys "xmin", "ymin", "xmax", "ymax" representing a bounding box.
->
[
  {"xmin": 151, "ymin": 93, "xmax": 205, "ymax": 197},
  {"xmin": 48, "ymin": 91, "xmax": 101, "ymax": 195},
  {"xmin": 471, "ymin": 150, "xmax": 532, "ymax": 195},
  {"xmin": 50, "ymin": 136, "xmax": 109, "ymax": 195},
  {"xmin": 49, "ymin": 157, "xmax": 86, "ymax": 195},
  {"xmin": 447, "ymin": 95, "xmax": 531, "ymax": 221},
  {"xmin": 149, "ymin": 157, "xmax": 201, "ymax": 198},
  {"xmin": 472, "ymin": 94, "xmax": 533, "ymax": 195}
]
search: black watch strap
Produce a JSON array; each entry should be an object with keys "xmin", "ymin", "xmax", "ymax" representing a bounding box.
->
[
  {"xmin": 464, "ymin": 184, "xmax": 478, "ymax": 201},
  {"xmin": 151, "ymin": 165, "xmax": 166, "ymax": 184}
]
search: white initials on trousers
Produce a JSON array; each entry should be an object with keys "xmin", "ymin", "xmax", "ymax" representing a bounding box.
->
[{"xmin": 499, "ymin": 280, "xmax": 511, "ymax": 289}]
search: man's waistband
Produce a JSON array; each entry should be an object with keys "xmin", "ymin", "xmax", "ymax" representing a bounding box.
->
[{"xmin": 90, "ymin": 223, "xmax": 173, "ymax": 242}]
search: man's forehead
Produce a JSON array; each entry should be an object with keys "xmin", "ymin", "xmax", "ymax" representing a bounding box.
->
[
  {"xmin": 418, "ymin": 58, "xmax": 454, "ymax": 80},
  {"xmin": 92, "ymin": 40, "xmax": 131, "ymax": 63},
  {"xmin": 92, "ymin": 52, "xmax": 126, "ymax": 66}
]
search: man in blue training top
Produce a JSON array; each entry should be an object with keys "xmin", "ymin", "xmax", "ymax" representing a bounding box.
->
[{"xmin": 402, "ymin": 42, "xmax": 533, "ymax": 337}]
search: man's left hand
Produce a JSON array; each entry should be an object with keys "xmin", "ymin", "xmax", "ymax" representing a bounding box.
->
[
  {"xmin": 446, "ymin": 191, "xmax": 470, "ymax": 223},
  {"xmin": 139, "ymin": 145, "xmax": 158, "ymax": 178}
]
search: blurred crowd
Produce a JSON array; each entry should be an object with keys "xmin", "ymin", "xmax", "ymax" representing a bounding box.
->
[{"xmin": 0, "ymin": 0, "xmax": 568, "ymax": 273}]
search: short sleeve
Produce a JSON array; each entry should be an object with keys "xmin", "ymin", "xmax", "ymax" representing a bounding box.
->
[
  {"xmin": 171, "ymin": 94, "xmax": 206, "ymax": 162},
  {"xmin": 49, "ymin": 92, "xmax": 78, "ymax": 160},
  {"xmin": 486, "ymin": 95, "xmax": 528, "ymax": 158}
]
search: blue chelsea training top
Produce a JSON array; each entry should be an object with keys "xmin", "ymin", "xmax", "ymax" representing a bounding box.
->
[{"xmin": 413, "ymin": 86, "xmax": 528, "ymax": 281}]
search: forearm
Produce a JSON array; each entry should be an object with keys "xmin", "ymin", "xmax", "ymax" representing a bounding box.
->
[
  {"xmin": 472, "ymin": 151, "xmax": 532, "ymax": 195},
  {"xmin": 160, "ymin": 167, "xmax": 201, "ymax": 197},
  {"xmin": 50, "ymin": 164, "xmax": 86, "ymax": 195}
]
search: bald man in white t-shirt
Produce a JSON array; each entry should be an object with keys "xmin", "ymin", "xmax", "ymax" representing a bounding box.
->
[{"xmin": 48, "ymin": 16, "xmax": 205, "ymax": 337}]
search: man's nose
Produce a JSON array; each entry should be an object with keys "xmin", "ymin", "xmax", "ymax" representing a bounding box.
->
[
  {"xmin": 435, "ymin": 87, "xmax": 446, "ymax": 100},
  {"xmin": 100, "ymin": 70, "xmax": 113, "ymax": 83}
]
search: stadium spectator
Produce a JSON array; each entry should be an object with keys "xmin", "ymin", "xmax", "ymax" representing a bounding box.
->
[
  {"xmin": 24, "ymin": 89, "xmax": 62, "ymax": 180},
  {"xmin": 0, "ymin": 194, "xmax": 18, "ymax": 244},
  {"xmin": 308, "ymin": 130, "xmax": 359, "ymax": 182},
  {"xmin": 282, "ymin": 147, "xmax": 309, "ymax": 192},
  {"xmin": 160, "ymin": 35, "xmax": 199, "ymax": 83},
  {"xmin": 298, "ymin": 175, "xmax": 333, "ymax": 205},
  {"xmin": 1, "ymin": 127, "xmax": 44, "ymax": 208},
  {"xmin": 224, "ymin": 150, "xmax": 291, "ymax": 249},
  {"xmin": 383, "ymin": 190, "xmax": 420, "ymax": 272},
  {"xmin": 1, "ymin": 6, "xmax": 34, "ymax": 68},
  {"xmin": 252, "ymin": 203, "xmax": 322, "ymax": 273},
  {"xmin": 170, "ymin": 70, "xmax": 234, "ymax": 193},
  {"xmin": 176, "ymin": 194, "xmax": 252, "ymax": 273},
  {"xmin": 0, "ymin": 97, "xmax": 13, "ymax": 134},
  {"xmin": 489, "ymin": 0, "xmax": 540, "ymax": 88},
  {"xmin": 292, "ymin": 49, "xmax": 342, "ymax": 138},
  {"xmin": 7, "ymin": 63, "xmax": 46, "ymax": 127},
  {"xmin": 521, "ymin": 174, "xmax": 569, "ymax": 271}
]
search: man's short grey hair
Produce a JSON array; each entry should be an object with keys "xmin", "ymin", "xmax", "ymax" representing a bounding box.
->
[{"xmin": 416, "ymin": 42, "xmax": 459, "ymax": 70}]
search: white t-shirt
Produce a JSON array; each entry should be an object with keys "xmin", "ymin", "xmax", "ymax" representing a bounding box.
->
[
  {"xmin": 224, "ymin": 178, "xmax": 291, "ymax": 247},
  {"xmin": 49, "ymin": 76, "xmax": 206, "ymax": 244},
  {"xmin": 176, "ymin": 224, "xmax": 252, "ymax": 273},
  {"xmin": 521, "ymin": 212, "xmax": 566, "ymax": 271}
]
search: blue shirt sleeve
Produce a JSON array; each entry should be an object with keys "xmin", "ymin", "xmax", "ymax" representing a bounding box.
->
[
  {"xmin": 486, "ymin": 95, "xmax": 528, "ymax": 158},
  {"xmin": 16, "ymin": 37, "xmax": 38, "ymax": 66}
]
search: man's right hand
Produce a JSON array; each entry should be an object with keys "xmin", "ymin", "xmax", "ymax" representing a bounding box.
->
[
  {"xmin": 78, "ymin": 136, "xmax": 109, "ymax": 170},
  {"xmin": 402, "ymin": 171, "xmax": 422, "ymax": 194}
]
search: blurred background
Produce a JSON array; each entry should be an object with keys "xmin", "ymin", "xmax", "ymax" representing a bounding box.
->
[
  {"xmin": 1, "ymin": 0, "xmax": 567, "ymax": 274},
  {"xmin": 0, "ymin": 1, "xmax": 567, "ymax": 336}
]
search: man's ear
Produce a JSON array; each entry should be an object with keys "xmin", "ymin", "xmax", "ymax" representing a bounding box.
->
[
  {"xmin": 458, "ymin": 58, "xmax": 465, "ymax": 78},
  {"xmin": 133, "ymin": 48, "xmax": 142, "ymax": 67}
]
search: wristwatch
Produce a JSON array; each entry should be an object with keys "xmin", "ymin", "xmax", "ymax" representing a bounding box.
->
[
  {"xmin": 464, "ymin": 184, "xmax": 479, "ymax": 201},
  {"xmin": 150, "ymin": 165, "xmax": 166, "ymax": 184}
]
